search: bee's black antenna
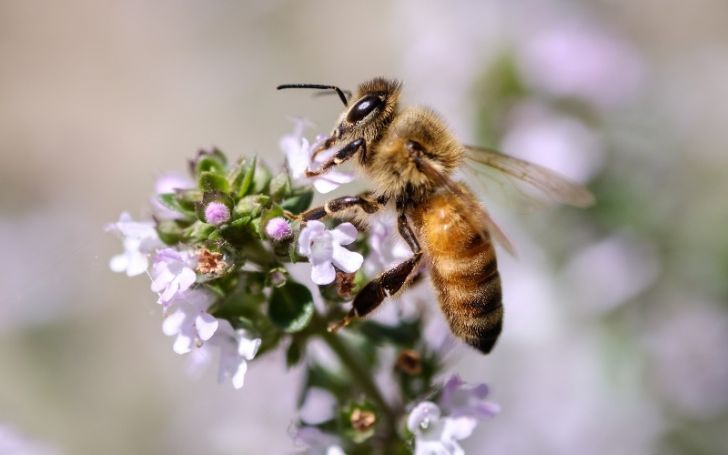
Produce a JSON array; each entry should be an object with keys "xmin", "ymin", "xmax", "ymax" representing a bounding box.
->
[{"xmin": 277, "ymin": 83, "xmax": 350, "ymax": 107}]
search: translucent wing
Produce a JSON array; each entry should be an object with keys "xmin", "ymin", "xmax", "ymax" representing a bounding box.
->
[
  {"xmin": 415, "ymin": 156, "xmax": 516, "ymax": 256},
  {"xmin": 464, "ymin": 145, "xmax": 595, "ymax": 208}
]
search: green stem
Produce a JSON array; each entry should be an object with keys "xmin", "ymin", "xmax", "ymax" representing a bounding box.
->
[{"xmin": 311, "ymin": 313, "xmax": 397, "ymax": 431}]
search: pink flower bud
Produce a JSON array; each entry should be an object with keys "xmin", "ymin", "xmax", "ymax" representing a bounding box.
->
[
  {"xmin": 204, "ymin": 201, "xmax": 230, "ymax": 225},
  {"xmin": 265, "ymin": 217, "xmax": 292, "ymax": 241}
]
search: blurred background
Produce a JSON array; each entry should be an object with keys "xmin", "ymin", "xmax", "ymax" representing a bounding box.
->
[{"xmin": 1, "ymin": 0, "xmax": 727, "ymax": 453}]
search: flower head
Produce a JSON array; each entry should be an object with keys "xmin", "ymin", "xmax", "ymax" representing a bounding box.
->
[
  {"xmin": 150, "ymin": 248, "xmax": 197, "ymax": 305},
  {"xmin": 162, "ymin": 289, "xmax": 219, "ymax": 354},
  {"xmin": 204, "ymin": 201, "xmax": 231, "ymax": 226},
  {"xmin": 298, "ymin": 221, "xmax": 363, "ymax": 285},
  {"xmin": 106, "ymin": 212, "xmax": 162, "ymax": 277},
  {"xmin": 440, "ymin": 374, "xmax": 500, "ymax": 419},
  {"xmin": 207, "ymin": 319, "xmax": 262, "ymax": 389},
  {"xmin": 265, "ymin": 216, "xmax": 292, "ymax": 241},
  {"xmin": 280, "ymin": 119, "xmax": 353, "ymax": 194},
  {"xmin": 407, "ymin": 401, "xmax": 476, "ymax": 455}
]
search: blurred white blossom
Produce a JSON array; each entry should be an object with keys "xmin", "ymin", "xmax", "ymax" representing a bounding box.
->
[
  {"xmin": 106, "ymin": 212, "xmax": 162, "ymax": 277},
  {"xmin": 517, "ymin": 20, "xmax": 643, "ymax": 108}
]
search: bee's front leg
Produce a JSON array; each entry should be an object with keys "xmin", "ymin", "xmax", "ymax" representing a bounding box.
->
[
  {"xmin": 305, "ymin": 138, "xmax": 365, "ymax": 177},
  {"xmin": 298, "ymin": 192, "xmax": 385, "ymax": 222}
]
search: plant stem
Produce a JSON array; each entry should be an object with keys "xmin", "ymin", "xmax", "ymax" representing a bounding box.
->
[{"xmin": 312, "ymin": 313, "xmax": 397, "ymax": 431}]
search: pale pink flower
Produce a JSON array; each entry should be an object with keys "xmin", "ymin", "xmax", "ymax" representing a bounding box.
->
[
  {"xmin": 162, "ymin": 289, "xmax": 219, "ymax": 354},
  {"xmin": 297, "ymin": 221, "xmax": 363, "ymax": 285},
  {"xmin": 150, "ymin": 248, "xmax": 197, "ymax": 305},
  {"xmin": 206, "ymin": 319, "xmax": 261, "ymax": 389}
]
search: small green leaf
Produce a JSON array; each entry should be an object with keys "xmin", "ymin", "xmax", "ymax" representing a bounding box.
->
[
  {"xmin": 237, "ymin": 156, "xmax": 257, "ymax": 197},
  {"xmin": 158, "ymin": 193, "xmax": 197, "ymax": 217},
  {"xmin": 198, "ymin": 171, "xmax": 230, "ymax": 193},
  {"xmin": 251, "ymin": 162, "xmax": 272, "ymax": 194},
  {"xmin": 235, "ymin": 194, "xmax": 270, "ymax": 218},
  {"xmin": 269, "ymin": 172, "xmax": 291, "ymax": 200},
  {"xmin": 155, "ymin": 219, "xmax": 185, "ymax": 245},
  {"xmin": 268, "ymin": 280, "xmax": 314, "ymax": 333},
  {"xmin": 281, "ymin": 189, "xmax": 314, "ymax": 214},
  {"xmin": 194, "ymin": 149, "xmax": 227, "ymax": 176}
]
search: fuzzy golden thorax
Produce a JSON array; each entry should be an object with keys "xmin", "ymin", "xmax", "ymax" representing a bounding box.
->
[{"xmin": 362, "ymin": 106, "xmax": 464, "ymax": 205}]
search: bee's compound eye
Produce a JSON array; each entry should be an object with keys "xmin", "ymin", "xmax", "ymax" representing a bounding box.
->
[{"xmin": 346, "ymin": 94, "xmax": 383, "ymax": 123}]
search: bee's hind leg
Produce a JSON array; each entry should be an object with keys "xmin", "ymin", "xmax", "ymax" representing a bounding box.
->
[{"xmin": 328, "ymin": 213, "xmax": 423, "ymax": 332}]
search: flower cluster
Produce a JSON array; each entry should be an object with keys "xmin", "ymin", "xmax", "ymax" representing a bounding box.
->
[{"xmin": 108, "ymin": 120, "xmax": 498, "ymax": 452}]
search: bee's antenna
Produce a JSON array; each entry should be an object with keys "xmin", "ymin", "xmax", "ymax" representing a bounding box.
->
[{"xmin": 277, "ymin": 83, "xmax": 350, "ymax": 107}]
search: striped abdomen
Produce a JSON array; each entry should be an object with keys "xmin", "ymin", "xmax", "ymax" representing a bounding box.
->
[{"xmin": 410, "ymin": 191, "xmax": 503, "ymax": 354}]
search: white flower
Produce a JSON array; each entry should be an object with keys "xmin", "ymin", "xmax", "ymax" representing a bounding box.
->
[
  {"xmin": 407, "ymin": 401, "xmax": 477, "ymax": 455},
  {"xmin": 207, "ymin": 319, "xmax": 261, "ymax": 389},
  {"xmin": 150, "ymin": 248, "xmax": 197, "ymax": 305},
  {"xmin": 106, "ymin": 212, "xmax": 162, "ymax": 277},
  {"xmin": 280, "ymin": 119, "xmax": 354, "ymax": 194},
  {"xmin": 298, "ymin": 221, "xmax": 364, "ymax": 285},
  {"xmin": 162, "ymin": 289, "xmax": 219, "ymax": 354}
]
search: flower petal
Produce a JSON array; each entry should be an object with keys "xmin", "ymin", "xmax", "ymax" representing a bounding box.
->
[
  {"xmin": 311, "ymin": 261, "xmax": 336, "ymax": 285},
  {"xmin": 331, "ymin": 222, "xmax": 358, "ymax": 245},
  {"xmin": 173, "ymin": 333, "xmax": 193, "ymax": 355},
  {"xmin": 331, "ymin": 245, "xmax": 363, "ymax": 274},
  {"xmin": 162, "ymin": 310, "xmax": 186, "ymax": 336},
  {"xmin": 231, "ymin": 359, "xmax": 248, "ymax": 389},
  {"xmin": 195, "ymin": 313, "xmax": 219, "ymax": 341},
  {"xmin": 442, "ymin": 416, "xmax": 477, "ymax": 441},
  {"xmin": 238, "ymin": 336, "xmax": 262, "ymax": 360},
  {"xmin": 109, "ymin": 254, "xmax": 129, "ymax": 273}
]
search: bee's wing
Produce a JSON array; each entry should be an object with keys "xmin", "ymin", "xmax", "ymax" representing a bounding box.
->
[
  {"xmin": 463, "ymin": 145, "xmax": 595, "ymax": 208},
  {"xmin": 415, "ymin": 156, "xmax": 516, "ymax": 256}
]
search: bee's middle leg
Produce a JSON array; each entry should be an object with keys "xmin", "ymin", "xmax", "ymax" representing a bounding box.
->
[{"xmin": 329, "ymin": 213, "xmax": 422, "ymax": 331}]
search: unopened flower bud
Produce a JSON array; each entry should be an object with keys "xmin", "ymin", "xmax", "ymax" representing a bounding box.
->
[
  {"xmin": 266, "ymin": 217, "xmax": 292, "ymax": 241},
  {"xmin": 205, "ymin": 201, "xmax": 230, "ymax": 225}
]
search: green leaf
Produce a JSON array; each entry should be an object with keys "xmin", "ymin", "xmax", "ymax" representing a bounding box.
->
[
  {"xmin": 268, "ymin": 280, "xmax": 314, "ymax": 333},
  {"xmin": 198, "ymin": 171, "xmax": 230, "ymax": 193},
  {"xmin": 235, "ymin": 194, "xmax": 270, "ymax": 218},
  {"xmin": 269, "ymin": 172, "xmax": 291, "ymax": 200},
  {"xmin": 194, "ymin": 149, "xmax": 227, "ymax": 176},
  {"xmin": 237, "ymin": 156, "xmax": 257, "ymax": 197},
  {"xmin": 251, "ymin": 162, "xmax": 272, "ymax": 194},
  {"xmin": 155, "ymin": 219, "xmax": 185, "ymax": 245},
  {"xmin": 285, "ymin": 337, "xmax": 304, "ymax": 368},
  {"xmin": 158, "ymin": 193, "xmax": 197, "ymax": 217},
  {"xmin": 281, "ymin": 189, "xmax": 314, "ymax": 214}
]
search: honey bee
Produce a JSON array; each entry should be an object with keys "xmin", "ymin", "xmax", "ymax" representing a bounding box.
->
[{"xmin": 277, "ymin": 77, "xmax": 593, "ymax": 354}]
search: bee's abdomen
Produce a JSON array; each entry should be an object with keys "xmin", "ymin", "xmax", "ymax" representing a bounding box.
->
[
  {"xmin": 412, "ymin": 192, "xmax": 503, "ymax": 354},
  {"xmin": 430, "ymin": 234, "xmax": 503, "ymax": 354}
]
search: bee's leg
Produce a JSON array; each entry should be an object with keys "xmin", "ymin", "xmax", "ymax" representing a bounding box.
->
[
  {"xmin": 299, "ymin": 192, "xmax": 386, "ymax": 222},
  {"xmin": 328, "ymin": 214, "xmax": 422, "ymax": 332},
  {"xmin": 305, "ymin": 138, "xmax": 365, "ymax": 177}
]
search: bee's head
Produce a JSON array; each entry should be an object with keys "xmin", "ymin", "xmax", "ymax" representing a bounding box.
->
[{"xmin": 332, "ymin": 78, "xmax": 402, "ymax": 147}]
